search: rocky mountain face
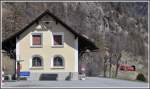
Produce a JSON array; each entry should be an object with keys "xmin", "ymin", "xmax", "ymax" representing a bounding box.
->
[{"xmin": 2, "ymin": 2, "xmax": 148, "ymax": 79}]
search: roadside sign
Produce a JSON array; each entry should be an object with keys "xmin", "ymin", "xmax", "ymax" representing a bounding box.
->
[
  {"xmin": 81, "ymin": 64, "xmax": 86, "ymax": 72},
  {"xmin": 19, "ymin": 72, "xmax": 30, "ymax": 76}
]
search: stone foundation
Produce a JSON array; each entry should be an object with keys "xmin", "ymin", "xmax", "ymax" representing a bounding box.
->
[{"xmin": 26, "ymin": 72, "xmax": 78, "ymax": 81}]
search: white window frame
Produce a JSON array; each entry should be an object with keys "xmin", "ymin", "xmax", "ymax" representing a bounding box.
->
[
  {"xmin": 50, "ymin": 55, "xmax": 65, "ymax": 69},
  {"xmin": 30, "ymin": 32, "xmax": 43, "ymax": 48},
  {"xmin": 29, "ymin": 55, "xmax": 44, "ymax": 69},
  {"xmin": 51, "ymin": 32, "xmax": 64, "ymax": 48}
]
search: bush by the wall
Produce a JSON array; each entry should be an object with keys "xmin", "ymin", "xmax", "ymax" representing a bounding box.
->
[{"xmin": 136, "ymin": 73, "xmax": 146, "ymax": 82}]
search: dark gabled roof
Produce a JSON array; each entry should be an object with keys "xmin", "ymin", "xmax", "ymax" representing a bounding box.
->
[{"xmin": 2, "ymin": 10, "xmax": 98, "ymax": 51}]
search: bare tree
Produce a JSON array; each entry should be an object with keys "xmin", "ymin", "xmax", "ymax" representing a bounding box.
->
[
  {"xmin": 103, "ymin": 47, "xmax": 110, "ymax": 77},
  {"xmin": 109, "ymin": 56, "xmax": 112, "ymax": 78},
  {"xmin": 103, "ymin": 55, "xmax": 108, "ymax": 77},
  {"xmin": 114, "ymin": 53, "xmax": 122, "ymax": 78}
]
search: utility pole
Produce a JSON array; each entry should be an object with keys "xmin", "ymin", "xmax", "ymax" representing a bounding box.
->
[{"xmin": 109, "ymin": 56, "xmax": 112, "ymax": 78}]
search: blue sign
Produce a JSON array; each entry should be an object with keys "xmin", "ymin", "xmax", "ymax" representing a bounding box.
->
[{"xmin": 19, "ymin": 72, "xmax": 30, "ymax": 76}]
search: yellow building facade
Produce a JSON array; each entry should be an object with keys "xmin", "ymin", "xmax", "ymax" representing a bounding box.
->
[
  {"xmin": 17, "ymin": 15, "xmax": 79, "ymax": 80},
  {"xmin": 1, "ymin": 10, "xmax": 97, "ymax": 80}
]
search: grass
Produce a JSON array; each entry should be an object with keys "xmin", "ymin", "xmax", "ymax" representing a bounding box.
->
[{"xmin": 101, "ymin": 71, "xmax": 148, "ymax": 83}]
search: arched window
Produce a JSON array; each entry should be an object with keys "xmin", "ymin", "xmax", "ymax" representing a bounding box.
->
[
  {"xmin": 53, "ymin": 56, "xmax": 64, "ymax": 67},
  {"xmin": 32, "ymin": 56, "xmax": 43, "ymax": 67}
]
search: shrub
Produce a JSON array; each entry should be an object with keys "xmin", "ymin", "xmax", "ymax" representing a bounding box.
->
[
  {"xmin": 136, "ymin": 73, "xmax": 146, "ymax": 82},
  {"xmin": 19, "ymin": 77, "xmax": 27, "ymax": 80}
]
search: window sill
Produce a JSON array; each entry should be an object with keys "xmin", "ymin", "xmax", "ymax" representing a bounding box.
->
[
  {"xmin": 51, "ymin": 66, "xmax": 65, "ymax": 69},
  {"xmin": 51, "ymin": 45, "xmax": 64, "ymax": 48},
  {"xmin": 30, "ymin": 45, "xmax": 43, "ymax": 48},
  {"xmin": 30, "ymin": 67, "xmax": 44, "ymax": 69}
]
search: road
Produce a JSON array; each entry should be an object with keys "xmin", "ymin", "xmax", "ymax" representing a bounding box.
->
[{"xmin": 2, "ymin": 77, "xmax": 149, "ymax": 88}]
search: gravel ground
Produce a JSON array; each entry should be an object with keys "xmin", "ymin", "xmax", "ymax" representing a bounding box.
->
[{"xmin": 2, "ymin": 77, "xmax": 149, "ymax": 88}]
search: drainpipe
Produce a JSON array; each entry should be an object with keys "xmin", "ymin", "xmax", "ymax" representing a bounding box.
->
[{"xmin": 16, "ymin": 37, "xmax": 20, "ymax": 80}]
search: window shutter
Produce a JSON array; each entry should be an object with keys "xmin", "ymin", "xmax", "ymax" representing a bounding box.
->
[{"xmin": 32, "ymin": 35, "xmax": 41, "ymax": 45}]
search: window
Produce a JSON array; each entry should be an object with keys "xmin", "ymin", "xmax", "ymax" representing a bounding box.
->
[
  {"xmin": 54, "ymin": 35, "xmax": 62, "ymax": 45},
  {"xmin": 32, "ymin": 56, "xmax": 43, "ymax": 67},
  {"xmin": 52, "ymin": 32, "xmax": 64, "ymax": 47},
  {"xmin": 32, "ymin": 35, "xmax": 41, "ymax": 45},
  {"xmin": 53, "ymin": 56, "xmax": 64, "ymax": 67},
  {"xmin": 31, "ymin": 33, "xmax": 42, "ymax": 47}
]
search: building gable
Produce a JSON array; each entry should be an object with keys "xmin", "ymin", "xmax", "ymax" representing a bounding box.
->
[{"xmin": 2, "ymin": 10, "xmax": 98, "ymax": 52}]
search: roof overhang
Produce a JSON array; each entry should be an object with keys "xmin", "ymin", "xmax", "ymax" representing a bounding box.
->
[{"xmin": 2, "ymin": 10, "xmax": 98, "ymax": 51}]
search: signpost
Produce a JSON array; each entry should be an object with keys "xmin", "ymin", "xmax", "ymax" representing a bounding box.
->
[
  {"xmin": 81, "ymin": 64, "xmax": 86, "ymax": 80},
  {"xmin": 1, "ymin": 70, "xmax": 4, "ymax": 85},
  {"xmin": 19, "ymin": 72, "xmax": 30, "ymax": 77}
]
